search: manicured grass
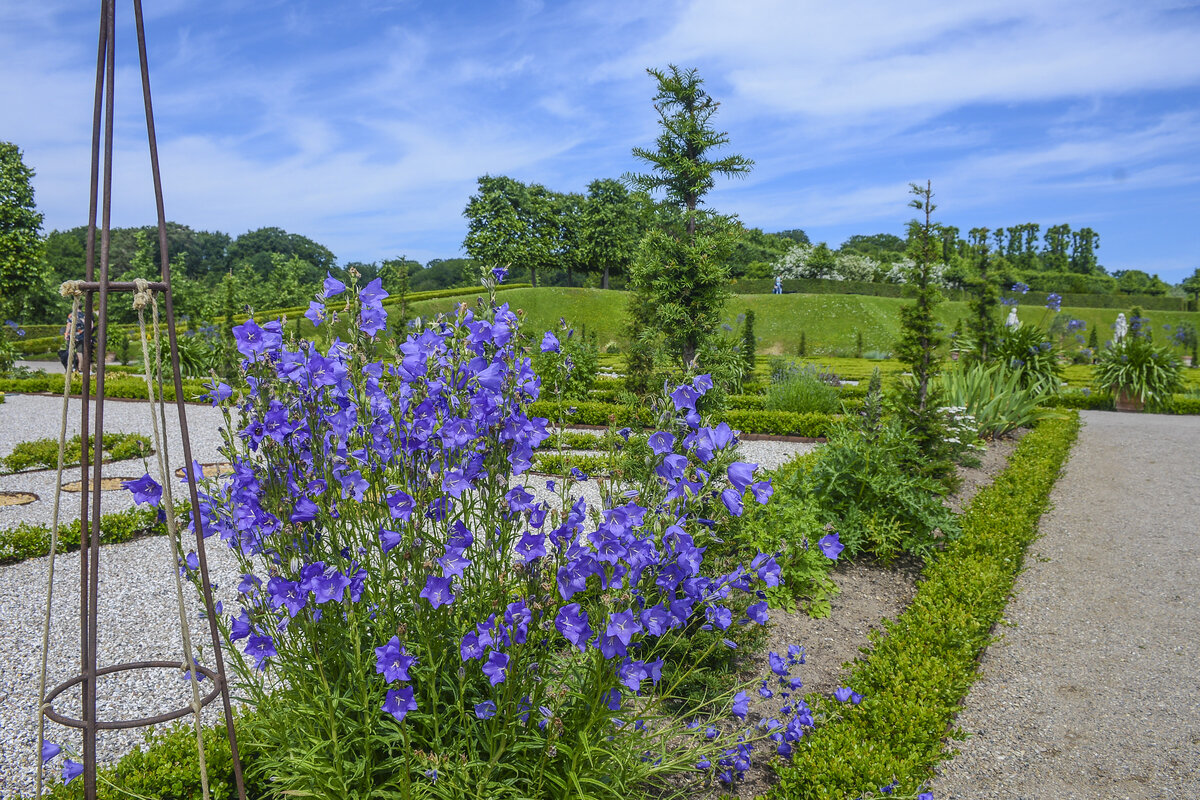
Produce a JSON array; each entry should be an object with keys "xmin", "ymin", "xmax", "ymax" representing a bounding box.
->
[{"xmin": 398, "ymin": 287, "xmax": 1200, "ymax": 360}]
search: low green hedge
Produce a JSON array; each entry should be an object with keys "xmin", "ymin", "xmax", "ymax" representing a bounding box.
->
[
  {"xmin": 721, "ymin": 409, "xmax": 839, "ymax": 438},
  {"xmin": 527, "ymin": 400, "xmax": 658, "ymax": 428},
  {"xmin": 0, "ymin": 374, "xmax": 210, "ymax": 402},
  {"xmin": 527, "ymin": 400, "xmax": 839, "ymax": 437},
  {"xmin": 0, "ymin": 502, "xmax": 188, "ymax": 565},
  {"xmin": 29, "ymin": 714, "xmax": 264, "ymax": 799},
  {"xmin": 1042, "ymin": 391, "xmax": 1200, "ymax": 414},
  {"xmin": 769, "ymin": 412, "xmax": 1081, "ymax": 800}
]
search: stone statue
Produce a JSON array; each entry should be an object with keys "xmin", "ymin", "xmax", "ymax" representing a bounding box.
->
[
  {"xmin": 1005, "ymin": 306, "xmax": 1019, "ymax": 330},
  {"xmin": 1114, "ymin": 313, "xmax": 1128, "ymax": 343}
]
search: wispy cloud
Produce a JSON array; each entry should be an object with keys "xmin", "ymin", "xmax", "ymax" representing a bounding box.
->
[{"xmin": 2, "ymin": 0, "xmax": 1199, "ymax": 280}]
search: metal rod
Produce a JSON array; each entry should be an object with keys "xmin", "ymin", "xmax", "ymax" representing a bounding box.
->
[
  {"xmin": 84, "ymin": 3, "xmax": 118, "ymax": 794},
  {"xmin": 69, "ymin": 280, "xmax": 171, "ymax": 293},
  {"xmin": 132, "ymin": 0, "xmax": 247, "ymax": 794},
  {"xmin": 76, "ymin": 0, "xmax": 107, "ymax": 793}
]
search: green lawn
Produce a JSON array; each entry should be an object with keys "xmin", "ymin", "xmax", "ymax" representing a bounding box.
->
[{"xmin": 401, "ymin": 287, "xmax": 1200, "ymax": 361}]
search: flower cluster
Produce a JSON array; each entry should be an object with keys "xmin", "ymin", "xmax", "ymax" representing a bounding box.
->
[
  {"xmin": 156, "ymin": 278, "xmax": 803, "ymax": 794},
  {"xmin": 1045, "ymin": 293, "xmax": 1062, "ymax": 313},
  {"xmin": 39, "ymin": 740, "xmax": 81, "ymax": 786}
]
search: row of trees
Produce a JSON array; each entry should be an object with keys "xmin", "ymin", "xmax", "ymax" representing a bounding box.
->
[{"xmin": 774, "ymin": 225, "xmax": 1185, "ymax": 297}]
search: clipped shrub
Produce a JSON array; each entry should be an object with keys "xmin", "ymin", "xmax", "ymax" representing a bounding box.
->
[{"xmin": 2, "ymin": 432, "xmax": 153, "ymax": 474}]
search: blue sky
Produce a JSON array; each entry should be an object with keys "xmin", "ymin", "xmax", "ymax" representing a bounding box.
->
[{"xmin": 3, "ymin": 0, "xmax": 1199, "ymax": 282}]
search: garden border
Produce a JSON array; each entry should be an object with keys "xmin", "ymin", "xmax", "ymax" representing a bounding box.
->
[{"xmin": 767, "ymin": 411, "xmax": 1081, "ymax": 800}]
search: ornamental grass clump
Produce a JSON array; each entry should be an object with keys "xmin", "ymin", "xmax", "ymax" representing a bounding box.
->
[
  {"xmin": 131, "ymin": 272, "xmax": 817, "ymax": 798},
  {"xmin": 1093, "ymin": 335, "xmax": 1184, "ymax": 407}
]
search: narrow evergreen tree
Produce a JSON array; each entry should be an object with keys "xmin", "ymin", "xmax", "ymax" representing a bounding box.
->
[
  {"xmin": 896, "ymin": 181, "xmax": 954, "ymax": 484},
  {"xmin": 741, "ymin": 310, "xmax": 756, "ymax": 378},
  {"xmin": 625, "ymin": 65, "xmax": 753, "ymax": 371},
  {"xmin": 965, "ymin": 229, "xmax": 1000, "ymax": 362}
]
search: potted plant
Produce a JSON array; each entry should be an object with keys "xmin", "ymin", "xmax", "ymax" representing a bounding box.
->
[{"xmin": 1093, "ymin": 336, "xmax": 1184, "ymax": 412}]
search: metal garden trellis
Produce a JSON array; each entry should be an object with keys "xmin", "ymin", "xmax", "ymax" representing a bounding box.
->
[{"xmin": 33, "ymin": 1, "xmax": 247, "ymax": 798}]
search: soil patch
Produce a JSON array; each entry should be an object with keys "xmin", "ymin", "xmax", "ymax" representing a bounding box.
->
[
  {"xmin": 0, "ymin": 491, "xmax": 38, "ymax": 507},
  {"xmin": 60, "ymin": 476, "xmax": 139, "ymax": 492},
  {"xmin": 174, "ymin": 462, "xmax": 233, "ymax": 479}
]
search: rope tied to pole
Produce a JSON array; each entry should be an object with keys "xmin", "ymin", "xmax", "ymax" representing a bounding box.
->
[
  {"xmin": 59, "ymin": 280, "xmax": 86, "ymax": 297},
  {"xmin": 132, "ymin": 277, "xmax": 154, "ymax": 311},
  {"xmin": 35, "ymin": 293, "xmax": 82, "ymax": 797}
]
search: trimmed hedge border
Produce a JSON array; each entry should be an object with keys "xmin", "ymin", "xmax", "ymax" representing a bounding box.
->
[
  {"xmin": 0, "ymin": 374, "xmax": 210, "ymax": 402},
  {"xmin": 0, "ymin": 503, "xmax": 182, "ymax": 565},
  {"xmin": 1043, "ymin": 391, "xmax": 1200, "ymax": 414},
  {"xmin": 732, "ymin": 277, "xmax": 1194, "ymax": 311},
  {"xmin": 528, "ymin": 400, "xmax": 841, "ymax": 438},
  {"xmin": 768, "ymin": 412, "xmax": 1081, "ymax": 800}
]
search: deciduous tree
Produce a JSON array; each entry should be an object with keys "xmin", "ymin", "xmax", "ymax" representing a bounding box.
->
[{"xmin": 0, "ymin": 142, "xmax": 46, "ymax": 323}]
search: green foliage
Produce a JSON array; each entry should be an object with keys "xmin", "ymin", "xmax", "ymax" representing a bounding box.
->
[
  {"xmin": 741, "ymin": 309, "xmax": 757, "ymax": 378},
  {"xmin": 805, "ymin": 417, "xmax": 959, "ymax": 562},
  {"xmin": 768, "ymin": 414, "xmax": 1080, "ymax": 800},
  {"xmin": 0, "ymin": 141, "xmax": 46, "ymax": 324},
  {"xmin": 36, "ymin": 718, "xmax": 263, "ymax": 800},
  {"xmin": 991, "ymin": 323, "xmax": 1064, "ymax": 394},
  {"xmin": 1, "ymin": 431, "xmax": 152, "ymax": 473},
  {"xmin": 529, "ymin": 452, "xmax": 609, "ymax": 476},
  {"xmin": 0, "ymin": 373, "xmax": 209, "ymax": 401},
  {"xmin": 963, "ymin": 234, "xmax": 1002, "ymax": 362},
  {"xmin": 938, "ymin": 361, "xmax": 1060, "ymax": 438},
  {"xmin": 0, "ymin": 502, "xmax": 181, "ymax": 564},
  {"xmin": 895, "ymin": 183, "xmax": 954, "ymax": 483},
  {"xmin": 628, "ymin": 214, "xmax": 739, "ymax": 368},
  {"xmin": 1093, "ymin": 336, "xmax": 1184, "ymax": 404},
  {"xmin": 625, "ymin": 64, "xmax": 751, "ymax": 369},
  {"xmin": 764, "ymin": 363, "xmax": 842, "ymax": 415},
  {"xmin": 722, "ymin": 453, "xmax": 837, "ymax": 615},
  {"xmin": 532, "ymin": 329, "xmax": 600, "ymax": 401},
  {"xmin": 580, "ymin": 178, "xmax": 642, "ymax": 289},
  {"xmin": 463, "ymin": 175, "xmax": 561, "ymax": 287}
]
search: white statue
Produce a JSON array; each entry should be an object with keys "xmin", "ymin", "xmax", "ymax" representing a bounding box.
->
[
  {"xmin": 1114, "ymin": 313, "xmax": 1128, "ymax": 343},
  {"xmin": 1005, "ymin": 306, "xmax": 1019, "ymax": 330}
]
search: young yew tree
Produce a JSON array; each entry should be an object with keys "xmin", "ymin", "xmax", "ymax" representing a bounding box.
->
[
  {"xmin": 896, "ymin": 181, "xmax": 954, "ymax": 483},
  {"xmin": 624, "ymin": 65, "xmax": 752, "ymax": 370},
  {"xmin": 964, "ymin": 227, "xmax": 1001, "ymax": 363},
  {"xmin": 897, "ymin": 181, "xmax": 943, "ymax": 414}
]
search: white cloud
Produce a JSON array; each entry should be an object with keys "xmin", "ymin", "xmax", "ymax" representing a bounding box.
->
[{"xmin": 621, "ymin": 0, "xmax": 1200, "ymax": 123}]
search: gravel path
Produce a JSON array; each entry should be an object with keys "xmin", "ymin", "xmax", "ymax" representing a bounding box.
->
[
  {"xmin": 0, "ymin": 392, "xmax": 816, "ymax": 797},
  {"xmin": 933, "ymin": 411, "xmax": 1200, "ymax": 800}
]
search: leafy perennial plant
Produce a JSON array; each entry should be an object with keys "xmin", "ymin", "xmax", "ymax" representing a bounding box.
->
[{"xmin": 122, "ymin": 274, "xmax": 823, "ymax": 799}]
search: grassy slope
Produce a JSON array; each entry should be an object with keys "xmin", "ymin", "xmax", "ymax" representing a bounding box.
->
[{"xmin": 402, "ymin": 287, "xmax": 1200, "ymax": 359}]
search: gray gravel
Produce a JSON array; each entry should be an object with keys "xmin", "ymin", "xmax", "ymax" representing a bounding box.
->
[
  {"xmin": 0, "ymin": 394, "xmax": 816, "ymax": 796},
  {"xmin": 0, "ymin": 394, "xmax": 237, "ymax": 798},
  {"xmin": 933, "ymin": 411, "xmax": 1200, "ymax": 800}
]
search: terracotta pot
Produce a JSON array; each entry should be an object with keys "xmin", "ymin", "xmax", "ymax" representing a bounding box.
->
[{"xmin": 1113, "ymin": 387, "xmax": 1144, "ymax": 412}]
